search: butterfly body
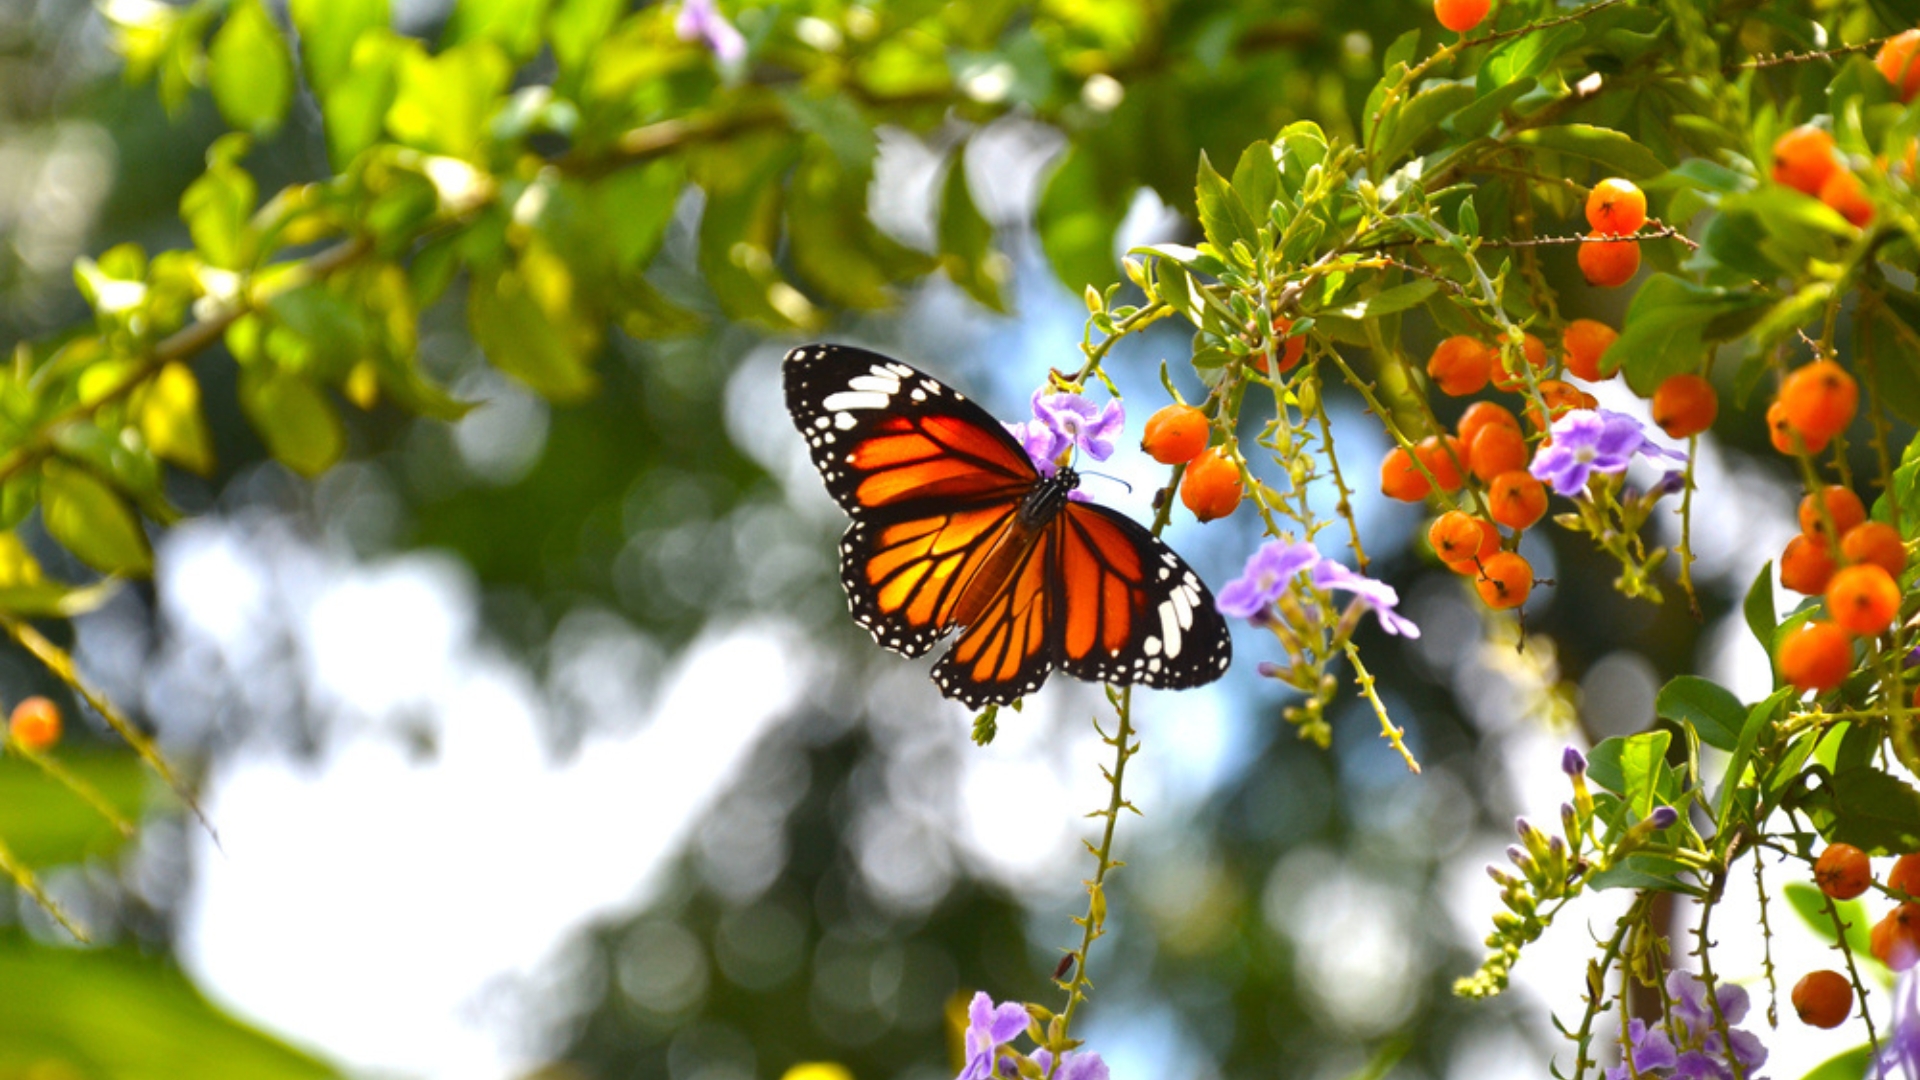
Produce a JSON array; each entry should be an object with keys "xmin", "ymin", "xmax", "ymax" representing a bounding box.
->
[{"xmin": 785, "ymin": 343, "xmax": 1230, "ymax": 708}]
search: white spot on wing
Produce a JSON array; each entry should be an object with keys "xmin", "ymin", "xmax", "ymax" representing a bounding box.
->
[
  {"xmin": 848, "ymin": 374, "xmax": 901, "ymax": 395},
  {"xmin": 823, "ymin": 390, "xmax": 891, "ymax": 412},
  {"xmin": 1172, "ymin": 586, "xmax": 1193, "ymax": 630},
  {"xmin": 1158, "ymin": 601, "xmax": 1182, "ymax": 659}
]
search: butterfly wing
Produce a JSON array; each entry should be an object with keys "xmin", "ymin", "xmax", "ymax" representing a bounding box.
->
[
  {"xmin": 1049, "ymin": 502, "xmax": 1232, "ymax": 690},
  {"xmin": 931, "ymin": 502, "xmax": 1232, "ymax": 708},
  {"xmin": 785, "ymin": 344, "xmax": 1039, "ymax": 658}
]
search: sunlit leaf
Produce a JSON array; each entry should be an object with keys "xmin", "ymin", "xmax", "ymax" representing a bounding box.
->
[
  {"xmin": 289, "ymin": 0, "xmax": 388, "ymax": 100},
  {"xmin": 444, "ymin": 0, "xmax": 551, "ymax": 62},
  {"xmin": 239, "ymin": 370, "xmax": 346, "ymax": 478},
  {"xmin": 468, "ymin": 264, "xmax": 600, "ymax": 401},
  {"xmin": 207, "ymin": 0, "xmax": 294, "ymax": 136},
  {"xmin": 386, "ymin": 39, "xmax": 511, "ymax": 159},
  {"xmin": 137, "ymin": 362, "xmax": 216, "ymax": 476},
  {"xmin": 40, "ymin": 460, "xmax": 151, "ymax": 577}
]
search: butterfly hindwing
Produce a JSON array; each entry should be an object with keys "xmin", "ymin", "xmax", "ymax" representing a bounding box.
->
[{"xmin": 1050, "ymin": 502, "xmax": 1232, "ymax": 691}]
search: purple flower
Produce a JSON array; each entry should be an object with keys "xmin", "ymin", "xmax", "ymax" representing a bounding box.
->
[
  {"xmin": 1528, "ymin": 409, "xmax": 1688, "ymax": 497},
  {"xmin": 1650, "ymin": 805, "xmax": 1679, "ymax": 830},
  {"xmin": 676, "ymin": 0, "xmax": 746, "ymax": 64},
  {"xmin": 1606, "ymin": 970, "xmax": 1767, "ymax": 1080},
  {"xmin": 1562, "ymin": 746, "xmax": 1588, "ymax": 776},
  {"xmin": 1311, "ymin": 559, "xmax": 1421, "ymax": 638},
  {"xmin": 1006, "ymin": 419, "xmax": 1068, "ymax": 475},
  {"xmin": 958, "ymin": 992, "xmax": 1029, "ymax": 1080},
  {"xmin": 1876, "ymin": 964, "xmax": 1920, "ymax": 1080},
  {"xmin": 1027, "ymin": 1049, "xmax": 1110, "ymax": 1080},
  {"xmin": 1217, "ymin": 540, "xmax": 1418, "ymax": 637},
  {"xmin": 1031, "ymin": 391, "xmax": 1125, "ymax": 463},
  {"xmin": 1217, "ymin": 540, "xmax": 1320, "ymax": 618}
]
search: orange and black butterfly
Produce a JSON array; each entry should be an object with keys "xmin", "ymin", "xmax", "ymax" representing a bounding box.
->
[{"xmin": 785, "ymin": 343, "xmax": 1231, "ymax": 708}]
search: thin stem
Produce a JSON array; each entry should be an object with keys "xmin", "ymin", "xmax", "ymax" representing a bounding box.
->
[{"xmin": 1343, "ymin": 641, "xmax": 1420, "ymax": 772}]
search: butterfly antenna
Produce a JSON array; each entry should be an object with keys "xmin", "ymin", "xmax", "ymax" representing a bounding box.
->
[{"xmin": 1078, "ymin": 470, "xmax": 1133, "ymax": 494}]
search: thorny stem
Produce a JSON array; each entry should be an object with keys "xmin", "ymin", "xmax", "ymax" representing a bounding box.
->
[
  {"xmin": 1750, "ymin": 854, "xmax": 1777, "ymax": 1028},
  {"xmin": 1313, "ymin": 393, "xmax": 1370, "ymax": 572},
  {"xmin": 1343, "ymin": 641, "xmax": 1419, "ymax": 772},
  {"xmin": 1570, "ymin": 892, "xmax": 1655, "ymax": 1080},
  {"xmin": 1819, "ymin": 888, "xmax": 1884, "ymax": 1073},
  {"xmin": 1052, "ymin": 684, "xmax": 1138, "ymax": 1069},
  {"xmin": 1691, "ymin": 872, "xmax": 1750, "ymax": 1080}
]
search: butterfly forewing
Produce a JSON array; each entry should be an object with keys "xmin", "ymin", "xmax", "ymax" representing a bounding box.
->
[{"xmin": 784, "ymin": 343, "xmax": 1232, "ymax": 707}]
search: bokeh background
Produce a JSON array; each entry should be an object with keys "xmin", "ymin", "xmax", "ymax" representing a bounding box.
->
[{"xmin": 0, "ymin": 1, "xmax": 1869, "ymax": 1078}]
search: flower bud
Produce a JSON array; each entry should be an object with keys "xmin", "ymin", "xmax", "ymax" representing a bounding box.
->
[
  {"xmin": 1561, "ymin": 746, "xmax": 1587, "ymax": 776},
  {"xmin": 1650, "ymin": 805, "xmax": 1679, "ymax": 829}
]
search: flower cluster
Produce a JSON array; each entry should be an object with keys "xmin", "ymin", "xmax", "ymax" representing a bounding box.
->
[
  {"xmin": 956, "ymin": 992, "xmax": 1108, "ymax": 1080},
  {"xmin": 1218, "ymin": 540, "xmax": 1419, "ymax": 638},
  {"xmin": 1529, "ymin": 409, "xmax": 1687, "ymax": 498},
  {"xmin": 1609, "ymin": 971, "xmax": 1767, "ymax": 1080},
  {"xmin": 1008, "ymin": 390, "xmax": 1125, "ymax": 477}
]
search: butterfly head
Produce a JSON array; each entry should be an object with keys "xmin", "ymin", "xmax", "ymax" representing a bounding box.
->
[{"xmin": 1019, "ymin": 465, "xmax": 1079, "ymax": 528}]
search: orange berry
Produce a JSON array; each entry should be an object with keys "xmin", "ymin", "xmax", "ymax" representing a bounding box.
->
[
  {"xmin": 1772, "ymin": 125, "xmax": 1841, "ymax": 196},
  {"xmin": 1585, "ymin": 178, "xmax": 1648, "ymax": 237},
  {"xmin": 1776, "ymin": 620, "xmax": 1853, "ymax": 694},
  {"xmin": 1890, "ymin": 852, "xmax": 1920, "ymax": 898},
  {"xmin": 1457, "ymin": 401, "xmax": 1521, "ymax": 449},
  {"xmin": 1780, "ymin": 533, "xmax": 1838, "ymax": 595},
  {"xmin": 1414, "ymin": 435, "xmax": 1466, "ymax": 494},
  {"xmin": 1842, "ymin": 521, "xmax": 1907, "ymax": 576},
  {"xmin": 1577, "ymin": 235, "xmax": 1640, "ymax": 287},
  {"xmin": 1468, "ymin": 423, "xmax": 1528, "ymax": 482},
  {"xmin": 1878, "ymin": 29, "xmax": 1920, "ymax": 103},
  {"xmin": 1814, "ymin": 842, "xmax": 1872, "ymax": 899},
  {"xmin": 1142, "ymin": 404, "xmax": 1210, "ymax": 465},
  {"xmin": 1874, "ymin": 903, "xmax": 1920, "ymax": 970},
  {"xmin": 7, "ymin": 696, "xmax": 59, "ymax": 752},
  {"xmin": 1255, "ymin": 317, "xmax": 1308, "ymax": 375},
  {"xmin": 1179, "ymin": 448, "xmax": 1243, "ymax": 522},
  {"xmin": 1826, "ymin": 562, "xmax": 1901, "ymax": 636},
  {"xmin": 1768, "ymin": 399, "xmax": 1830, "ymax": 456},
  {"xmin": 1433, "ymin": 0, "xmax": 1490, "ymax": 33},
  {"xmin": 1819, "ymin": 168, "xmax": 1874, "ymax": 227},
  {"xmin": 1561, "ymin": 319, "xmax": 1618, "ymax": 382},
  {"xmin": 1525, "ymin": 379, "xmax": 1592, "ymax": 430},
  {"xmin": 1491, "ymin": 334, "xmax": 1552, "ymax": 392},
  {"xmin": 1650, "ymin": 374, "xmax": 1718, "ymax": 438},
  {"xmin": 1792, "ymin": 970, "xmax": 1855, "ymax": 1029},
  {"xmin": 1488, "ymin": 470, "xmax": 1548, "ymax": 531},
  {"xmin": 1427, "ymin": 335, "xmax": 1494, "ymax": 396},
  {"xmin": 1474, "ymin": 551, "xmax": 1533, "ymax": 610},
  {"xmin": 1380, "ymin": 446, "xmax": 1431, "ymax": 502},
  {"xmin": 1780, "ymin": 360, "xmax": 1859, "ymax": 444},
  {"xmin": 1799, "ymin": 485, "xmax": 1867, "ymax": 540},
  {"xmin": 1429, "ymin": 511, "xmax": 1500, "ymax": 570}
]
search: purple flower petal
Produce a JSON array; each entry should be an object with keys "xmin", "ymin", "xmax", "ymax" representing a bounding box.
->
[
  {"xmin": 675, "ymin": 0, "xmax": 746, "ymax": 64},
  {"xmin": 960, "ymin": 992, "xmax": 1031, "ymax": 1080},
  {"xmin": 1031, "ymin": 391, "xmax": 1127, "ymax": 463},
  {"xmin": 1311, "ymin": 560, "xmax": 1421, "ymax": 638},
  {"xmin": 1005, "ymin": 420, "xmax": 1066, "ymax": 475},
  {"xmin": 1032, "ymin": 1049, "xmax": 1110, "ymax": 1080},
  {"xmin": 1217, "ymin": 541, "xmax": 1320, "ymax": 619}
]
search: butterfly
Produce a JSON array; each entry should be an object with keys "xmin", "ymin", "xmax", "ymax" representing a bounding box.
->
[{"xmin": 784, "ymin": 343, "xmax": 1231, "ymax": 708}]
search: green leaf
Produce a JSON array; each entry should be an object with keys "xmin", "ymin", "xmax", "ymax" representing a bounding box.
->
[
  {"xmin": 289, "ymin": 0, "xmax": 387, "ymax": 101},
  {"xmin": 239, "ymin": 370, "xmax": 345, "ymax": 478},
  {"xmin": 1744, "ymin": 560, "xmax": 1776, "ymax": 650},
  {"xmin": 179, "ymin": 134, "xmax": 256, "ymax": 270},
  {"xmin": 386, "ymin": 39, "xmax": 511, "ymax": 159},
  {"xmin": 782, "ymin": 89, "xmax": 878, "ymax": 171},
  {"xmin": 1782, "ymin": 881, "xmax": 1873, "ymax": 958},
  {"xmin": 938, "ymin": 150, "xmax": 1007, "ymax": 313},
  {"xmin": 787, "ymin": 145, "xmax": 933, "ymax": 310},
  {"xmin": 1588, "ymin": 855, "xmax": 1707, "ymax": 896},
  {"xmin": 548, "ymin": 0, "xmax": 622, "ymax": 77},
  {"xmin": 444, "ymin": 0, "xmax": 551, "ymax": 62},
  {"xmin": 0, "ymin": 936, "xmax": 346, "ymax": 1079},
  {"xmin": 1588, "ymin": 730, "xmax": 1672, "ymax": 816},
  {"xmin": 207, "ymin": 0, "xmax": 294, "ymax": 137},
  {"xmin": 1799, "ymin": 1046, "xmax": 1874, "ymax": 1080},
  {"xmin": 1803, "ymin": 766, "xmax": 1920, "ymax": 856},
  {"xmin": 1332, "ymin": 280, "xmax": 1437, "ymax": 320},
  {"xmin": 467, "ymin": 264, "xmax": 600, "ymax": 400},
  {"xmin": 1860, "ymin": 287, "xmax": 1920, "ymax": 427},
  {"xmin": 318, "ymin": 29, "xmax": 400, "ymax": 166},
  {"xmin": 138, "ymin": 363, "xmax": 216, "ymax": 476},
  {"xmin": 1513, "ymin": 124, "xmax": 1668, "ymax": 180},
  {"xmin": 40, "ymin": 460, "xmax": 151, "ymax": 577},
  {"xmin": 1656, "ymin": 676, "xmax": 1746, "ymax": 752},
  {"xmin": 1194, "ymin": 150, "xmax": 1259, "ymax": 256},
  {"xmin": 1608, "ymin": 274, "xmax": 1770, "ymax": 394},
  {"xmin": 1037, "ymin": 147, "xmax": 1126, "ymax": 292},
  {"xmin": 1374, "ymin": 80, "xmax": 1476, "ymax": 168},
  {"xmin": 1230, "ymin": 141, "xmax": 1281, "ymax": 221},
  {"xmin": 0, "ymin": 751, "xmax": 147, "ymax": 869},
  {"xmin": 1445, "ymin": 79, "xmax": 1534, "ymax": 140},
  {"xmin": 1478, "ymin": 23, "xmax": 1585, "ymax": 93},
  {"xmin": 695, "ymin": 136, "xmax": 816, "ymax": 329}
]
